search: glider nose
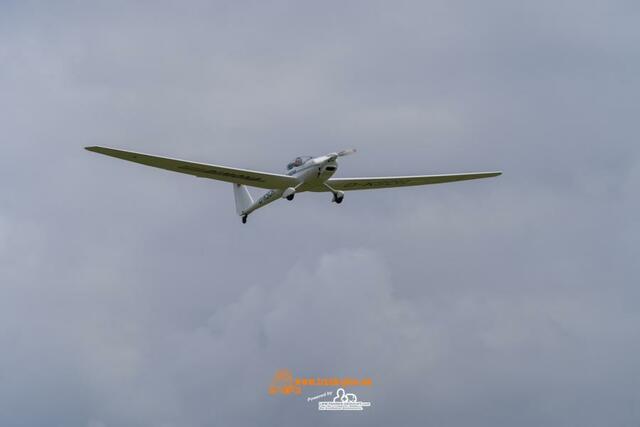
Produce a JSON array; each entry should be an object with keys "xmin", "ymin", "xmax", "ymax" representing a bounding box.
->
[
  {"xmin": 314, "ymin": 155, "xmax": 335, "ymax": 164},
  {"xmin": 322, "ymin": 158, "xmax": 339, "ymax": 171}
]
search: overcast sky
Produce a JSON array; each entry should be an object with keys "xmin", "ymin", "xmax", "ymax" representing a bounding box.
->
[{"xmin": 1, "ymin": 1, "xmax": 639, "ymax": 426}]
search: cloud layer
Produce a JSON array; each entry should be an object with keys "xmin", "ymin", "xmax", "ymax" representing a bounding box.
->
[{"xmin": 1, "ymin": 1, "xmax": 639, "ymax": 426}]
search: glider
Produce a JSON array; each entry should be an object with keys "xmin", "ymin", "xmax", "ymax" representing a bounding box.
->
[{"xmin": 85, "ymin": 146, "xmax": 501, "ymax": 223}]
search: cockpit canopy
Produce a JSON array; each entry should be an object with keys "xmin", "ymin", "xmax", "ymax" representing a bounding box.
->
[{"xmin": 287, "ymin": 156, "xmax": 312, "ymax": 170}]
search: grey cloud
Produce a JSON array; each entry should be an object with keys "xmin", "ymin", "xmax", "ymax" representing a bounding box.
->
[{"xmin": 1, "ymin": 0, "xmax": 639, "ymax": 426}]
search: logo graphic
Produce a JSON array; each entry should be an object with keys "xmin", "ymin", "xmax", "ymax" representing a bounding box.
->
[
  {"xmin": 318, "ymin": 388, "xmax": 371, "ymax": 411},
  {"xmin": 269, "ymin": 369, "xmax": 373, "ymax": 412},
  {"xmin": 269, "ymin": 369, "xmax": 302, "ymax": 395}
]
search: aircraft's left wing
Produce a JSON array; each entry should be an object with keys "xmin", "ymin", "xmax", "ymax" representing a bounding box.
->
[
  {"xmin": 327, "ymin": 171, "xmax": 502, "ymax": 191},
  {"xmin": 85, "ymin": 146, "xmax": 298, "ymax": 190}
]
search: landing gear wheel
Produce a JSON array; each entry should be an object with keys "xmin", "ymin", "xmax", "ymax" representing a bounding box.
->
[
  {"xmin": 286, "ymin": 194, "xmax": 295, "ymax": 201},
  {"xmin": 335, "ymin": 196, "xmax": 343, "ymax": 204},
  {"xmin": 242, "ymin": 215, "xmax": 248, "ymax": 224}
]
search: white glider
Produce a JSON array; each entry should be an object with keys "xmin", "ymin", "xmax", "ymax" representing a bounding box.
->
[{"xmin": 85, "ymin": 146, "xmax": 501, "ymax": 223}]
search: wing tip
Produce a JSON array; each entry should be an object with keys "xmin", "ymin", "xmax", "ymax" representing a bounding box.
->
[{"xmin": 85, "ymin": 146, "xmax": 116, "ymax": 155}]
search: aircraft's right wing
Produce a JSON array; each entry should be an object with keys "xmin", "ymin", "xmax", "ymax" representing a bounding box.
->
[
  {"xmin": 85, "ymin": 146, "xmax": 298, "ymax": 190},
  {"xmin": 327, "ymin": 171, "xmax": 502, "ymax": 191}
]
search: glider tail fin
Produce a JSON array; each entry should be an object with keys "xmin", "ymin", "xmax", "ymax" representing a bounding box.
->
[{"xmin": 233, "ymin": 184, "xmax": 254, "ymax": 215}]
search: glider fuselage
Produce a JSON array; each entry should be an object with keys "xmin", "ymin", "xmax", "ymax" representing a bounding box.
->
[
  {"xmin": 287, "ymin": 155, "xmax": 338, "ymax": 192},
  {"xmin": 243, "ymin": 155, "xmax": 339, "ymax": 215}
]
